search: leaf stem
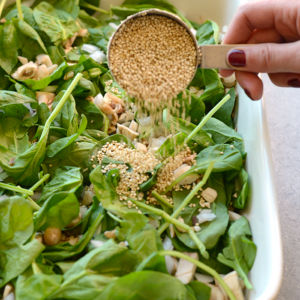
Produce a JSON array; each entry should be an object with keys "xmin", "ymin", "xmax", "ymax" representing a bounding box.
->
[
  {"xmin": 185, "ymin": 94, "xmax": 231, "ymax": 145},
  {"xmin": 80, "ymin": 2, "xmax": 109, "ymax": 14},
  {"xmin": 27, "ymin": 197, "xmax": 41, "ymax": 211},
  {"xmin": 16, "ymin": 0, "xmax": 23, "ymax": 21},
  {"xmin": 151, "ymin": 191, "xmax": 173, "ymax": 208},
  {"xmin": 107, "ymin": 211, "xmax": 122, "ymax": 223},
  {"xmin": 0, "ymin": 182, "xmax": 33, "ymax": 196},
  {"xmin": 158, "ymin": 161, "xmax": 215, "ymax": 235},
  {"xmin": 158, "ymin": 250, "xmax": 237, "ymax": 300},
  {"xmin": 129, "ymin": 199, "xmax": 208, "ymax": 259},
  {"xmin": 0, "ymin": 0, "xmax": 7, "ymax": 19},
  {"xmin": 43, "ymin": 73, "xmax": 82, "ymax": 136},
  {"xmin": 29, "ymin": 174, "xmax": 50, "ymax": 193}
]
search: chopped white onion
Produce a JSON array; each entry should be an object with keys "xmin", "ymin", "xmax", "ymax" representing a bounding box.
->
[
  {"xmin": 109, "ymin": 22, "xmax": 119, "ymax": 30},
  {"xmin": 150, "ymin": 138, "xmax": 165, "ymax": 148},
  {"xmin": 80, "ymin": 206, "xmax": 88, "ymax": 218},
  {"xmin": 196, "ymin": 210, "xmax": 216, "ymax": 224},
  {"xmin": 195, "ymin": 273, "xmax": 214, "ymax": 283},
  {"xmin": 4, "ymin": 293, "xmax": 15, "ymax": 300},
  {"xmin": 0, "ymin": 195, "xmax": 8, "ymax": 201},
  {"xmin": 90, "ymin": 240, "xmax": 105, "ymax": 248},
  {"xmin": 90, "ymin": 50, "xmax": 107, "ymax": 63},
  {"xmin": 163, "ymin": 236, "xmax": 174, "ymax": 251},
  {"xmin": 81, "ymin": 44, "xmax": 99, "ymax": 54}
]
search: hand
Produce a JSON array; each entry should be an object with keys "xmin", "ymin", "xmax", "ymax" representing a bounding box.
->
[{"xmin": 220, "ymin": 0, "xmax": 300, "ymax": 100}]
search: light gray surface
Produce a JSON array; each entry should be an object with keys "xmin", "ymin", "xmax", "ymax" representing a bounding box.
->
[{"xmin": 261, "ymin": 74, "xmax": 300, "ymax": 299}]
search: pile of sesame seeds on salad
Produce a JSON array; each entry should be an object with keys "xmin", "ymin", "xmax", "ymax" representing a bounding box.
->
[{"xmin": 0, "ymin": 1, "xmax": 255, "ymax": 300}]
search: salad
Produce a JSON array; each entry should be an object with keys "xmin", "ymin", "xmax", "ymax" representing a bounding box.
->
[{"xmin": 0, "ymin": 1, "xmax": 256, "ymax": 300}]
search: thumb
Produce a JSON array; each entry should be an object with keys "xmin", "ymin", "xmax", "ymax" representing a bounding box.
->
[{"xmin": 226, "ymin": 41, "xmax": 300, "ymax": 73}]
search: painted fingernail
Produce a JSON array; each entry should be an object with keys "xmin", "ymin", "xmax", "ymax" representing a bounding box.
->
[
  {"xmin": 287, "ymin": 79, "xmax": 300, "ymax": 88},
  {"xmin": 228, "ymin": 50, "xmax": 246, "ymax": 67},
  {"xmin": 244, "ymin": 89, "xmax": 254, "ymax": 100}
]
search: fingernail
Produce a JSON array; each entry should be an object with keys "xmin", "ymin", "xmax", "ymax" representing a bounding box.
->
[
  {"xmin": 228, "ymin": 49, "xmax": 246, "ymax": 67},
  {"xmin": 244, "ymin": 89, "xmax": 254, "ymax": 100},
  {"xmin": 287, "ymin": 79, "xmax": 300, "ymax": 88}
]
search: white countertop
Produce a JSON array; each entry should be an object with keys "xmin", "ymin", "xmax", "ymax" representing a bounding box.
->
[{"xmin": 262, "ymin": 74, "xmax": 300, "ymax": 299}]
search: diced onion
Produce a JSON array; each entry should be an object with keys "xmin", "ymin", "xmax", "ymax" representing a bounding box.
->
[
  {"xmin": 81, "ymin": 44, "xmax": 99, "ymax": 54},
  {"xmin": 90, "ymin": 50, "xmax": 107, "ymax": 63},
  {"xmin": 196, "ymin": 210, "xmax": 216, "ymax": 224}
]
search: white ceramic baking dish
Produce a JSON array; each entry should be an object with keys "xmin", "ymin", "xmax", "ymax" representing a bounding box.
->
[
  {"xmin": 4, "ymin": 0, "xmax": 283, "ymax": 298},
  {"xmin": 99, "ymin": 0, "xmax": 283, "ymax": 299}
]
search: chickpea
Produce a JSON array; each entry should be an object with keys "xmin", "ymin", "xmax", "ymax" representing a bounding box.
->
[{"xmin": 44, "ymin": 227, "xmax": 62, "ymax": 246}]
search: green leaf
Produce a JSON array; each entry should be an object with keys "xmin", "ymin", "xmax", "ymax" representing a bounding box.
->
[
  {"xmin": 33, "ymin": 2, "xmax": 79, "ymax": 45},
  {"xmin": 217, "ymin": 216, "xmax": 257, "ymax": 289},
  {"xmin": 202, "ymin": 118, "xmax": 243, "ymax": 144},
  {"xmin": 163, "ymin": 110, "xmax": 214, "ymax": 149},
  {"xmin": 188, "ymin": 281, "xmax": 211, "ymax": 300},
  {"xmin": 200, "ymin": 69, "xmax": 224, "ymax": 106},
  {"xmin": 0, "ymin": 240, "xmax": 45, "ymax": 287},
  {"xmin": 232, "ymin": 168, "xmax": 249, "ymax": 209},
  {"xmin": 38, "ymin": 166, "xmax": 82, "ymax": 205},
  {"xmin": 213, "ymin": 87, "xmax": 236, "ymax": 127},
  {"xmin": 34, "ymin": 192, "xmax": 79, "ymax": 231},
  {"xmin": 46, "ymin": 114, "xmax": 87, "ymax": 159},
  {"xmin": 21, "ymin": 62, "xmax": 68, "ymax": 90},
  {"xmin": 0, "ymin": 196, "xmax": 33, "ymax": 250},
  {"xmin": 139, "ymin": 162, "xmax": 163, "ymax": 192},
  {"xmin": 77, "ymin": 10, "xmax": 100, "ymax": 29},
  {"xmin": 64, "ymin": 239, "xmax": 139, "ymax": 278},
  {"xmin": 0, "ymin": 90, "xmax": 37, "ymax": 120},
  {"xmin": 196, "ymin": 20, "xmax": 219, "ymax": 45},
  {"xmin": 16, "ymin": 272, "xmax": 62, "ymax": 300},
  {"xmin": 97, "ymin": 270, "xmax": 192, "ymax": 300}
]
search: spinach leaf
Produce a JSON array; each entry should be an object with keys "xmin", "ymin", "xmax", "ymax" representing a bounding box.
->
[
  {"xmin": 232, "ymin": 168, "xmax": 249, "ymax": 209},
  {"xmin": 213, "ymin": 87, "xmax": 236, "ymax": 127},
  {"xmin": 5, "ymin": 5, "xmax": 37, "ymax": 28},
  {"xmin": 77, "ymin": 10, "xmax": 100, "ymax": 29},
  {"xmin": 100, "ymin": 71, "xmax": 125, "ymax": 97},
  {"xmin": 189, "ymin": 68, "xmax": 204, "ymax": 90},
  {"xmin": 47, "ymin": 45, "xmax": 66, "ymax": 65},
  {"xmin": 163, "ymin": 110, "xmax": 214, "ymax": 149},
  {"xmin": 0, "ymin": 240, "xmax": 45, "ymax": 287},
  {"xmin": 15, "ymin": 272, "xmax": 62, "ymax": 300},
  {"xmin": 15, "ymin": 82, "xmax": 37, "ymax": 100},
  {"xmin": 33, "ymin": 2, "xmax": 79, "ymax": 45},
  {"xmin": 82, "ymin": 129, "xmax": 108, "ymax": 142},
  {"xmin": 0, "ymin": 118, "xmax": 29, "ymax": 154},
  {"xmin": 97, "ymin": 270, "xmax": 192, "ymax": 300},
  {"xmin": 202, "ymin": 118, "xmax": 243, "ymax": 144},
  {"xmin": 0, "ymin": 67, "xmax": 10, "ymax": 91},
  {"xmin": 0, "ymin": 90, "xmax": 37, "ymax": 120},
  {"xmin": 46, "ymin": 114, "xmax": 87, "ymax": 159},
  {"xmin": 38, "ymin": 166, "xmax": 82, "ymax": 205},
  {"xmin": 193, "ymin": 144, "xmax": 243, "ymax": 174},
  {"xmin": 196, "ymin": 20, "xmax": 219, "ymax": 45},
  {"xmin": 42, "ymin": 206, "xmax": 103, "ymax": 262},
  {"xmin": 90, "ymin": 166, "xmax": 131, "ymax": 217},
  {"xmin": 34, "ymin": 192, "xmax": 79, "ymax": 231},
  {"xmin": 21, "ymin": 62, "xmax": 68, "ymax": 90},
  {"xmin": 111, "ymin": 0, "xmax": 192, "ymax": 27},
  {"xmin": 200, "ymin": 69, "xmax": 224, "ymax": 106},
  {"xmin": 64, "ymin": 239, "xmax": 139, "ymax": 278},
  {"xmin": 188, "ymin": 281, "xmax": 211, "ymax": 300},
  {"xmin": 217, "ymin": 217, "xmax": 257, "ymax": 289},
  {"xmin": 0, "ymin": 196, "xmax": 33, "ymax": 250},
  {"xmin": 57, "ymin": 77, "xmax": 96, "ymax": 98},
  {"xmin": 174, "ymin": 174, "xmax": 229, "ymax": 250}
]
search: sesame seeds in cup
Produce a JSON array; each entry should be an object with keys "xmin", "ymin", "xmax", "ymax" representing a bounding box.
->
[{"xmin": 108, "ymin": 9, "xmax": 199, "ymax": 109}]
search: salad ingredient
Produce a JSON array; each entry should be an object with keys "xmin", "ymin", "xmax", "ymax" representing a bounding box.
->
[
  {"xmin": 0, "ymin": 1, "xmax": 255, "ymax": 299},
  {"xmin": 109, "ymin": 14, "xmax": 197, "ymax": 105},
  {"xmin": 44, "ymin": 227, "xmax": 62, "ymax": 245}
]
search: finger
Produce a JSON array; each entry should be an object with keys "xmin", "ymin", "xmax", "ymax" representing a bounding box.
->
[
  {"xmin": 226, "ymin": 41, "xmax": 300, "ymax": 73},
  {"xmin": 220, "ymin": 28, "xmax": 283, "ymax": 77},
  {"xmin": 247, "ymin": 28, "xmax": 284, "ymax": 44},
  {"xmin": 268, "ymin": 73, "xmax": 300, "ymax": 87},
  {"xmin": 235, "ymin": 71, "xmax": 263, "ymax": 100},
  {"xmin": 222, "ymin": 0, "xmax": 297, "ymax": 45}
]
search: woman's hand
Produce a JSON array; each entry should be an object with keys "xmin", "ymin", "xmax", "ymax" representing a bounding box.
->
[{"xmin": 220, "ymin": 0, "xmax": 300, "ymax": 100}]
